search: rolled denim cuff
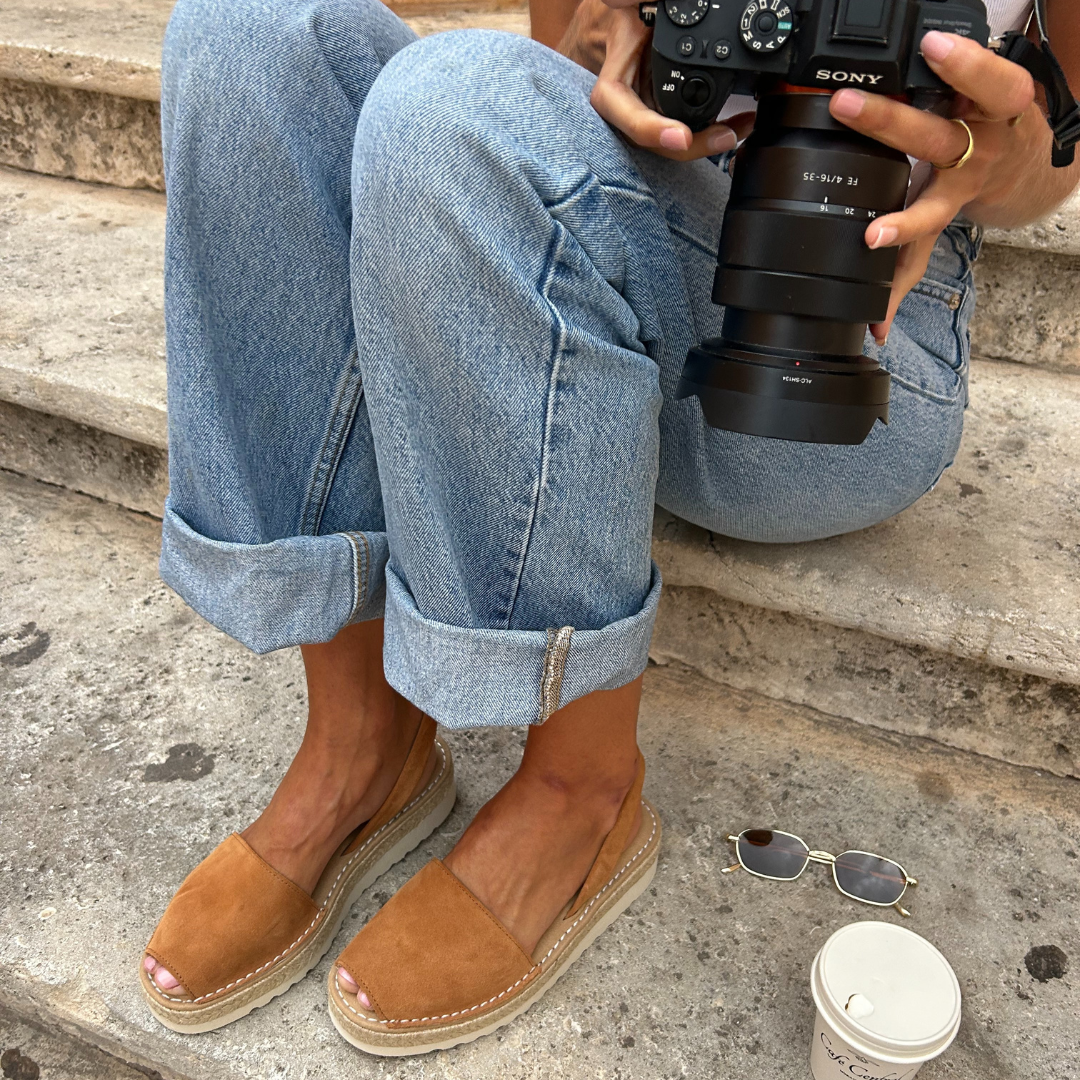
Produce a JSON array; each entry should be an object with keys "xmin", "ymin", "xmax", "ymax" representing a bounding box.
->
[
  {"xmin": 382, "ymin": 562, "xmax": 662, "ymax": 729},
  {"xmin": 159, "ymin": 500, "xmax": 388, "ymax": 653}
]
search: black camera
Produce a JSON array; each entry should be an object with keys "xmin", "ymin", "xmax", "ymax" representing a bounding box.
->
[{"xmin": 644, "ymin": 0, "xmax": 991, "ymax": 444}]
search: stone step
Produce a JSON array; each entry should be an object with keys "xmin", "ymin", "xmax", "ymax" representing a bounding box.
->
[
  {"xmin": 1, "ymin": 467, "xmax": 1076, "ymax": 1080},
  {"xmin": 0, "ymin": 166, "xmax": 167, "ymax": 515},
  {"xmin": 0, "ymin": 0, "xmax": 531, "ymax": 191},
  {"xmin": 3, "ymin": 164, "xmax": 1079, "ymax": 779},
  {"xmin": 3, "ymin": 2, "xmax": 1079, "ymax": 373}
]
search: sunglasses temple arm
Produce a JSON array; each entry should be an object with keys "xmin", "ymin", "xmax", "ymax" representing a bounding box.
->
[
  {"xmin": 894, "ymin": 900, "xmax": 912, "ymax": 918},
  {"xmin": 721, "ymin": 862, "xmax": 742, "ymax": 875}
]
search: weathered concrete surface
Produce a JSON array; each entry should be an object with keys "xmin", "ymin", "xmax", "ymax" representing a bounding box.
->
[
  {"xmin": 0, "ymin": 399, "xmax": 168, "ymax": 515},
  {"xmin": 0, "ymin": 1004, "xmax": 156, "ymax": 1080},
  {"xmin": 0, "ymin": 0, "xmax": 528, "ymax": 99},
  {"xmin": 0, "ymin": 76, "xmax": 163, "ymax": 189},
  {"xmin": 1, "ymin": 470, "xmax": 1077, "ymax": 1079},
  {"xmin": 652, "ymin": 586, "xmax": 1080, "ymax": 780},
  {"xmin": 0, "ymin": 167, "xmax": 167, "ymax": 447},
  {"xmin": 0, "ymin": 1, "xmax": 529, "ymax": 188},
  {"xmin": 654, "ymin": 357, "xmax": 1080, "ymax": 689},
  {"xmin": 972, "ymin": 242, "xmax": 1080, "ymax": 373},
  {"xmin": 984, "ymin": 188, "xmax": 1080, "ymax": 258}
]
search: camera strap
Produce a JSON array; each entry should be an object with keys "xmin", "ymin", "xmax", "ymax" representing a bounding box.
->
[{"xmin": 997, "ymin": 0, "xmax": 1080, "ymax": 167}]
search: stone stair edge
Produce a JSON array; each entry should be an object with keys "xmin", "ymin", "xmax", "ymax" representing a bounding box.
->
[{"xmin": 0, "ymin": 1, "xmax": 529, "ymax": 100}]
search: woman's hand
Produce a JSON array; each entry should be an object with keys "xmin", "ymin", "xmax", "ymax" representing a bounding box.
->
[
  {"xmin": 828, "ymin": 30, "xmax": 1040, "ymax": 343},
  {"xmin": 561, "ymin": 0, "xmax": 750, "ymax": 161}
]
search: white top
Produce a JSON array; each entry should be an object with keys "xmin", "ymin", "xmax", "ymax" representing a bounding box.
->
[
  {"xmin": 719, "ymin": 1, "xmax": 1034, "ymax": 120},
  {"xmin": 985, "ymin": 0, "xmax": 1034, "ymax": 33}
]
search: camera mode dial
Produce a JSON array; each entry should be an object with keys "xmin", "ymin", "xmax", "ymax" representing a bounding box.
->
[
  {"xmin": 664, "ymin": 0, "xmax": 709, "ymax": 28},
  {"xmin": 739, "ymin": 0, "xmax": 793, "ymax": 53}
]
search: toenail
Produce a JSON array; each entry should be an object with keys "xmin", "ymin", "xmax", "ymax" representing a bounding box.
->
[
  {"xmin": 143, "ymin": 955, "xmax": 156, "ymax": 972},
  {"xmin": 359, "ymin": 991, "xmax": 371, "ymax": 1009}
]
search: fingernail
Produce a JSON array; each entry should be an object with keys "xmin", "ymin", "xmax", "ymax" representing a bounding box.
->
[
  {"xmin": 707, "ymin": 128, "xmax": 737, "ymax": 154},
  {"xmin": 831, "ymin": 89, "xmax": 866, "ymax": 119},
  {"xmin": 659, "ymin": 126, "xmax": 691, "ymax": 151},
  {"xmin": 874, "ymin": 334, "xmax": 889, "ymax": 347},
  {"xmin": 921, "ymin": 31, "xmax": 955, "ymax": 63},
  {"xmin": 869, "ymin": 225, "xmax": 899, "ymax": 249}
]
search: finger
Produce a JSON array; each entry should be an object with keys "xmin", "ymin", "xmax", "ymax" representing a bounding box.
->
[
  {"xmin": 919, "ymin": 32, "xmax": 1035, "ymax": 121},
  {"xmin": 863, "ymin": 173, "xmax": 972, "ymax": 249},
  {"xmin": 593, "ymin": 75, "xmax": 736, "ymax": 156},
  {"xmin": 591, "ymin": 13, "xmax": 737, "ymax": 158},
  {"xmin": 870, "ymin": 233, "xmax": 938, "ymax": 343},
  {"xmin": 830, "ymin": 89, "xmax": 980, "ymax": 165},
  {"xmin": 723, "ymin": 110, "xmax": 758, "ymax": 142},
  {"xmin": 593, "ymin": 78, "xmax": 738, "ymax": 156},
  {"xmin": 601, "ymin": 0, "xmax": 644, "ymax": 7}
]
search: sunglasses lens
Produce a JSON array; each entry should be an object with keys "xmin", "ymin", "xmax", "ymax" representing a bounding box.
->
[
  {"xmin": 834, "ymin": 851, "xmax": 907, "ymax": 905},
  {"xmin": 737, "ymin": 830, "xmax": 809, "ymax": 879}
]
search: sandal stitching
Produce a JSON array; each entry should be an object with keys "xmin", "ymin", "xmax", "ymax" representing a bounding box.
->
[
  {"xmin": 333, "ymin": 804, "xmax": 658, "ymax": 1028},
  {"xmin": 146, "ymin": 740, "xmax": 448, "ymax": 1006}
]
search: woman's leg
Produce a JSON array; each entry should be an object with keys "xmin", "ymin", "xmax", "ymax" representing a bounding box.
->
[
  {"xmin": 335, "ymin": 29, "xmax": 696, "ymax": 985},
  {"xmin": 148, "ymin": 0, "xmax": 420, "ymax": 991}
]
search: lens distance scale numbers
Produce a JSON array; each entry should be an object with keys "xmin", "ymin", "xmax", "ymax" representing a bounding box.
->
[{"xmin": 739, "ymin": 0, "xmax": 792, "ymax": 52}]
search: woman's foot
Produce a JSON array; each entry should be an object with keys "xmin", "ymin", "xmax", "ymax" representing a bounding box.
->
[
  {"xmin": 337, "ymin": 677, "xmax": 643, "ymax": 1007},
  {"xmin": 144, "ymin": 620, "xmax": 432, "ymax": 994}
]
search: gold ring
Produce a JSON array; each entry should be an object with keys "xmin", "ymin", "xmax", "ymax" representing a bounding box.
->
[{"xmin": 934, "ymin": 118, "xmax": 975, "ymax": 170}]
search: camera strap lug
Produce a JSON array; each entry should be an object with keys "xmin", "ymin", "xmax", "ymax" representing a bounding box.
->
[
  {"xmin": 997, "ymin": 0, "xmax": 1080, "ymax": 167},
  {"xmin": 639, "ymin": 3, "xmax": 658, "ymax": 26}
]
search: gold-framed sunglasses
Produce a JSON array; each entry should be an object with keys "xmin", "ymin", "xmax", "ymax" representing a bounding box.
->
[{"xmin": 721, "ymin": 829, "xmax": 919, "ymax": 917}]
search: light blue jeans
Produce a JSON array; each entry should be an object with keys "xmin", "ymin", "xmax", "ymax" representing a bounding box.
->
[{"xmin": 159, "ymin": 0, "xmax": 978, "ymax": 729}]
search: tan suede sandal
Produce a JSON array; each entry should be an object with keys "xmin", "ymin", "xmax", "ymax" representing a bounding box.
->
[
  {"xmin": 139, "ymin": 715, "xmax": 455, "ymax": 1033},
  {"xmin": 327, "ymin": 752, "xmax": 660, "ymax": 1056}
]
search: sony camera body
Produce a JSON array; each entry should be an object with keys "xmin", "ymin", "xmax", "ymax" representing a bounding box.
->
[
  {"xmin": 641, "ymin": 0, "xmax": 990, "ymax": 444},
  {"xmin": 650, "ymin": 0, "xmax": 989, "ymax": 132}
]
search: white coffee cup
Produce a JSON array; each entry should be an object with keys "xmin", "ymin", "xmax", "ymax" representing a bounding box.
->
[{"xmin": 809, "ymin": 921, "xmax": 961, "ymax": 1080}]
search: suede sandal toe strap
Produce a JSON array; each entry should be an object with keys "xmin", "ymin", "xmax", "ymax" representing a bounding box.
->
[
  {"xmin": 328, "ymin": 752, "xmax": 661, "ymax": 1056},
  {"xmin": 146, "ymin": 833, "xmax": 319, "ymax": 1003},
  {"xmin": 337, "ymin": 859, "xmax": 535, "ymax": 1022},
  {"xmin": 140, "ymin": 716, "xmax": 456, "ymax": 1034}
]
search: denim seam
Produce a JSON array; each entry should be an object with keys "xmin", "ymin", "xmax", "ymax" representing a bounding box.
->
[
  {"xmin": 539, "ymin": 626, "xmax": 574, "ymax": 722},
  {"xmin": 343, "ymin": 530, "xmax": 371, "ymax": 624},
  {"xmin": 887, "ymin": 370, "xmax": 964, "ymax": 406},
  {"xmin": 299, "ymin": 344, "xmax": 366, "ymax": 537},
  {"xmin": 665, "ymin": 222, "xmax": 717, "ymax": 259},
  {"xmin": 504, "ymin": 225, "xmax": 569, "ymax": 629}
]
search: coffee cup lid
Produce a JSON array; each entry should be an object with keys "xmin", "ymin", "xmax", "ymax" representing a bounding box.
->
[{"xmin": 811, "ymin": 921, "xmax": 961, "ymax": 1063}]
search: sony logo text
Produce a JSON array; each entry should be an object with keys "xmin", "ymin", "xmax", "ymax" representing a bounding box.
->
[{"xmin": 815, "ymin": 70, "xmax": 885, "ymax": 85}]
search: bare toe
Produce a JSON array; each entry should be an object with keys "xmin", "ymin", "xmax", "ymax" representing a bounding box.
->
[
  {"xmin": 336, "ymin": 966, "xmax": 371, "ymax": 1009},
  {"xmin": 144, "ymin": 955, "xmax": 183, "ymax": 992}
]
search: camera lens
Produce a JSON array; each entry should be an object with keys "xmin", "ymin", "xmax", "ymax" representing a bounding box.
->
[{"xmin": 676, "ymin": 93, "xmax": 911, "ymax": 444}]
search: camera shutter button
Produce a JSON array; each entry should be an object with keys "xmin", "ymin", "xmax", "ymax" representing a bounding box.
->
[{"xmin": 681, "ymin": 75, "xmax": 714, "ymax": 108}]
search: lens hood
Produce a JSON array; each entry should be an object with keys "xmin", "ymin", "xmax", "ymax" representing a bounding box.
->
[{"xmin": 677, "ymin": 339, "xmax": 890, "ymax": 445}]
